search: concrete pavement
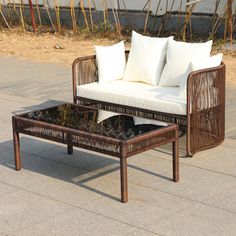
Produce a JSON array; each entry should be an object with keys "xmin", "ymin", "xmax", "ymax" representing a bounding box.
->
[{"xmin": 0, "ymin": 55, "xmax": 236, "ymax": 235}]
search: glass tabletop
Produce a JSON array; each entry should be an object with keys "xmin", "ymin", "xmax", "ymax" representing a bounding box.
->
[{"xmin": 22, "ymin": 104, "xmax": 168, "ymax": 140}]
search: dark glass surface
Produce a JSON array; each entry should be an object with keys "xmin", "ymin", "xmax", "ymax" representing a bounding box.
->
[{"xmin": 23, "ymin": 104, "xmax": 164, "ymax": 140}]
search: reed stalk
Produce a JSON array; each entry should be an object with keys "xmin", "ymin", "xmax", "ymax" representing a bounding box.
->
[
  {"xmin": 80, "ymin": 0, "xmax": 90, "ymax": 32},
  {"xmin": 227, "ymin": 0, "xmax": 233, "ymax": 43},
  {"xmin": 91, "ymin": 0, "xmax": 97, "ymax": 10},
  {"xmin": 142, "ymin": 0, "xmax": 151, "ymax": 11},
  {"xmin": 43, "ymin": 0, "xmax": 56, "ymax": 32},
  {"xmin": 19, "ymin": 0, "xmax": 25, "ymax": 31},
  {"xmin": 6, "ymin": 0, "xmax": 12, "ymax": 25},
  {"xmin": 144, "ymin": 0, "xmax": 151, "ymax": 34},
  {"xmin": 177, "ymin": 0, "xmax": 183, "ymax": 32},
  {"xmin": 209, "ymin": 0, "xmax": 221, "ymax": 40},
  {"xmin": 111, "ymin": 0, "xmax": 121, "ymax": 36},
  {"xmin": 220, "ymin": 2, "xmax": 228, "ymax": 41},
  {"xmin": 35, "ymin": 0, "xmax": 42, "ymax": 29},
  {"xmin": 232, "ymin": 6, "xmax": 236, "ymax": 33},
  {"xmin": 70, "ymin": 0, "xmax": 78, "ymax": 34},
  {"xmin": 115, "ymin": 0, "xmax": 121, "ymax": 35},
  {"xmin": 158, "ymin": 0, "xmax": 175, "ymax": 36},
  {"xmin": 0, "ymin": 3, "xmax": 11, "ymax": 29},
  {"xmin": 122, "ymin": 0, "xmax": 127, "ymax": 11},
  {"xmin": 182, "ymin": 0, "xmax": 196, "ymax": 41},
  {"xmin": 88, "ymin": 0, "xmax": 94, "ymax": 32},
  {"xmin": 102, "ymin": 0, "xmax": 108, "ymax": 30},
  {"xmin": 224, "ymin": 12, "xmax": 227, "ymax": 41},
  {"xmin": 12, "ymin": 0, "xmax": 22, "ymax": 25},
  {"xmin": 210, "ymin": 11, "xmax": 226, "ymax": 40},
  {"xmin": 151, "ymin": 0, "xmax": 161, "ymax": 31},
  {"xmin": 53, "ymin": 0, "xmax": 61, "ymax": 33}
]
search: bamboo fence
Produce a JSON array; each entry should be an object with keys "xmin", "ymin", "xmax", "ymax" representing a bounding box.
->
[{"xmin": 0, "ymin": 0, "xmax": 234, "ymax": 41}]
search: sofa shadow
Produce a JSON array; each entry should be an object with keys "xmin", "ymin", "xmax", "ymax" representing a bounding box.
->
[{"xmin": 0, "ymin": 134, "xmax": 182, "ymax": 202}]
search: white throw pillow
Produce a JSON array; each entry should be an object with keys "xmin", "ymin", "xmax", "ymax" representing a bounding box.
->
[
  {"xmin": 95, "ymin": 41, "xmax": 126, "ymax": 84},
  {"xmin": 179, "ymin": 53, "xmax": 223, "ymax": 98},
  {"xmin": 159, "ymin": 39, "xmax": 213, "ymax": 87},
  {"xmin": 123, "ymin": 31, "xmax": 173, "ymax": 85}
]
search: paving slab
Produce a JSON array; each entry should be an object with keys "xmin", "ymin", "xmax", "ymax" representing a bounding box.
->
[
  {"xmin": 0, "ymin": 182, "xmax": 18, "ymax": 198},
  {"xmin": 0, "ymin": 189, "xmax": 73, "ymax": 235},
  {"xmin": 15, "ymin": 208, "xmax": 144, "ymax": 236},
  {"xmin": 82, "ymin": 183, "xmax": 193, "ymax": 228},
  {"xmin": 188, "ymin": 140, "xmax": 236, "ymax": 177},
  {"xmin": 144, "ymin": 203, "xmax": 236, "ymax": 236},
  {"xmin": 0, "ymin": 56, "xmax": 71, "ymax": 102}
]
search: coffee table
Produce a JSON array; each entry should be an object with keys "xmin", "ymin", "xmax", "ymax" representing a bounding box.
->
[{"xmin": 12, "ymin": 103, "xmax": 179, "ymax": 203}]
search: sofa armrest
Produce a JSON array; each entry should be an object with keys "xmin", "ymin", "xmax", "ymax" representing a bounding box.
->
[
  {"xmin": 72, "ymin": 55, "xmax": 98, "ymax": 103},
  {"xmin": 186, "ymin": 62, "xmax": 226, "ymax": 155}
]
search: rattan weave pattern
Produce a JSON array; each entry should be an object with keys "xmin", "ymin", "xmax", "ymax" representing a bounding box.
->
[
  {"xmin": 13, "ymin": 117, "xmax": 122, "ymax": 157},
  {"xmin": 187, "ymin": 64, "xmax": 225, "ymax": 154}
]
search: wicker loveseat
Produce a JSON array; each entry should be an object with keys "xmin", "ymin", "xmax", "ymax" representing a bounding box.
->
[{"xmin": 72, "ymin": 51, "xmax": 225, "ymax": 156}]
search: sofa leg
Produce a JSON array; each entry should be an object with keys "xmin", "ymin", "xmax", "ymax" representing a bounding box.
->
[{"xmin": 185, "ymin": 128, "xmax": 194, "ymax": 157}]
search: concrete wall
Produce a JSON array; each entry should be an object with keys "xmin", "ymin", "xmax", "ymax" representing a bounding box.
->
[
  {"xmin": 1, "ymin": 5, "xmax": 233, "ymax": 38},
  {"xmin": 4, "ymin": 0, "xmax": 235, "ymax": 16}
]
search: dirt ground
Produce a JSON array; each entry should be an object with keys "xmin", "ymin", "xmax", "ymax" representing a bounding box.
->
[{"xmin": 0, "ymin": 30, "xmax": 235, "ymax": 86}]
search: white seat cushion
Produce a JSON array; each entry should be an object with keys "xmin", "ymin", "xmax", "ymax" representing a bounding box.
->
[
  {"xmin": 77, "ymin": 80, "xmax": 187, "ymax": 115},
  {"xmin": 159, "ymin": 39, "xmax": 212, "ymax": 87}
]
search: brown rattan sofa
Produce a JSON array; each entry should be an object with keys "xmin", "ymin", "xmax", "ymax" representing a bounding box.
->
[{"xmin": 72, "ymin": 51, "xmax": 226, "ymax": 156}]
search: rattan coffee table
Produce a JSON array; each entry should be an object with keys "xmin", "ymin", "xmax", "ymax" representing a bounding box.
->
[{"xmin": 12, "ymin": 103, "xmax": 179, "ymax": 203}]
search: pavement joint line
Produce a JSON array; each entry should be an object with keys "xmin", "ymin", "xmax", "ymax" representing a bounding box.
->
[
  {"xmin": 150, "ymin": 151, "xmax": 236, "ymax": 179},
  {"xmin": 17, "ymin": 206, "xmax": 161, "ymax": 236},
  {"xmin": 125, "ymin": 229, "xmax": 162, "ymax": 236},
  {"xmin": 180, "ymin": 163, "xmax": 236, "ymax": 178},
  {"xmin": 136, "ymin": 184, "xmax": 236, "ymax": 215},
  {"xmin": 0, "ymin": 180, "xmax": 161, "ymax": 235},
  {"xmin": 140, "ymin": 201, "xmax": 200, "ymax": 233}
]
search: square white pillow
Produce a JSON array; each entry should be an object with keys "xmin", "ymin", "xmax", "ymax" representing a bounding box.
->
[
  {"xmin": 95, "ymin": 41, "xmax": 126, "ymax": 84},
  {"xmin": 179, "ymin": 53, "xmax": 223, "ymax": 99},
  {"xmin": 123, "ymin": 31, "xmax": 173, "ymax": 85},
  {"xmin": 159, "ymin": 39, "xmax": 213, "ymax": 87}
]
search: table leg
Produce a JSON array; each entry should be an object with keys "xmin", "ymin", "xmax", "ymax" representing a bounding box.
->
[
  {"xmin": 172, "ymin": 139, "xmax": 179, "ymax": 182},
  {"xmin": 67, "ymin": 134, "xmax": 73, "ymax": 155},
  {"xmin": 13, "ymin": 130, "xmax": 21, "ymax": 171},
  {"xmin": 120, "ymin": 158, "xmax": 128, "ymax": 203}
]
